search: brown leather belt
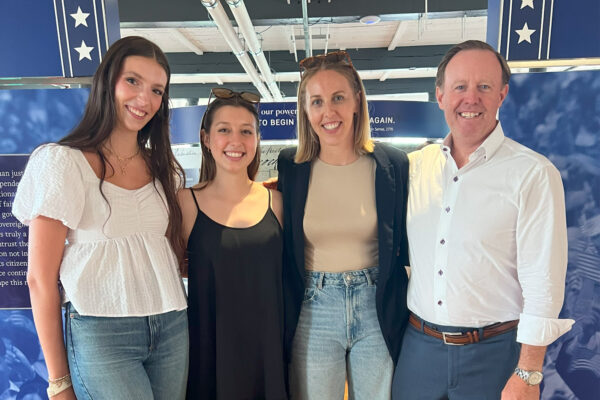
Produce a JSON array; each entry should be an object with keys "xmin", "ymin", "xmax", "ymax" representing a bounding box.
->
[{"xmin": 409, "ymin": 313, "xmax": 519, "ymax": 345}]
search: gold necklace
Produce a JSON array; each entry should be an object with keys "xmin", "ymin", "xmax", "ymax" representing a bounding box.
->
[{"xmin": 104, "ymin": 145, "xmax": 140, "ymax": 175}]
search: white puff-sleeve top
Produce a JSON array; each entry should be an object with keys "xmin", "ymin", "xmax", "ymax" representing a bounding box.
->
[{"xmin": 12, "ymin": 144, "xmax": 187, "ymax": 317}]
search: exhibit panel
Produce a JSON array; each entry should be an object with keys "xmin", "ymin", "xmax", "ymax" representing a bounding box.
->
[{"xmin": 500, "ymin": 70, "xmax": 600, "ymax": 400}]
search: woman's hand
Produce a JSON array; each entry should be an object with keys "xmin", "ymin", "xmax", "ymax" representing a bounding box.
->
[{"xmin": 51, "ymin": 385, "xmax": 77, "ymax": 400}]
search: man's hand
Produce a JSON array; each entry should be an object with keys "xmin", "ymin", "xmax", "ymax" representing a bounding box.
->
[
  {"xmin": 502, "ymin": 343, "xmax": 546, "ymax": 399},
  {"xmin": 501, "ymin": 374, "xmax": 540, "ymax": 399},
  {"xmin": 262, "ymin": 177, "xmax": 278, "ymax": 190}
]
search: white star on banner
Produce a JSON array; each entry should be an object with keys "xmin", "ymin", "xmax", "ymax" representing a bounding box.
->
[
  {"xmin": 74, "ymin": 40, "xmax": 94, "ymax": 61},
  {"xmin": 515, "ymin": 22, "xmax": 536, "ymax": 44},
  {"xmin": 70, "ymin": 6, "xmax": 90, "ymax": 27},
  {"xmin": 520, "ymin": 0, "xmax": 535, "ymax": 9}
]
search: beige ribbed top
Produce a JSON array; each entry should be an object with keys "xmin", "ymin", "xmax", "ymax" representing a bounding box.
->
[{"xmin": 303, "ymin": 155, "xmax": 379, "ymax": 272}]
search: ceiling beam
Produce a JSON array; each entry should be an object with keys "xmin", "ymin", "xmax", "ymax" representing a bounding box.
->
[{"xmin": 169, "ymin": 28, "xmax": 204, "ymax": 55}]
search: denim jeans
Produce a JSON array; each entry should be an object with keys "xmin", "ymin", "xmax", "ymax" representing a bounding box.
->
[
  {"xmin": 289, "ymin": 267, "xmax": 393, "ymax": 400},
  {"xmin": 65, "ymin": 303, "xmax": 189, "ymax": 400},
  {"xmin": 392, "ymin": 317, "xmax": 520, "ymax": 400}
]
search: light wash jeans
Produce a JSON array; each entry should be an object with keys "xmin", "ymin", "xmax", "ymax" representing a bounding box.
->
[
  {"xmin": 290, "ymin": 267, "xmax": 393, "ymax": 400},
  {"xmin": 65, "ymin": 303, "xmax": 189, "ymax": 400}
]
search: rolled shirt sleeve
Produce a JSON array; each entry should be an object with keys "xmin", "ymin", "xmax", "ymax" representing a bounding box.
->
[{"xmin": 515, "ymin": 162, "xmax": 574, "ymax": 345}]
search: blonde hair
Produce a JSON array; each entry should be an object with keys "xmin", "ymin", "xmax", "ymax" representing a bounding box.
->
[{"xmin": 295, "ymin": 61, "xmax": 373, "ymax": 163}]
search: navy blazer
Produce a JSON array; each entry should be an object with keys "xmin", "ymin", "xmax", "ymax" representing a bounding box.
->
[{"xmin": 277, "ymin": 142, "xmax": 410, "ymax": 365}]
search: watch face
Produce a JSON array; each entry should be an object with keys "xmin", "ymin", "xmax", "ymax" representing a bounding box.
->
[{"xmin": 528, "ymin": 371, "xmax": 543, "ymax": 385}]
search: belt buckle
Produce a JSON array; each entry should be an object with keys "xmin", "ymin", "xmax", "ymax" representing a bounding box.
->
[{"xmin": 442, "ymin": 331, "xmax": 463, "ymax": 346}]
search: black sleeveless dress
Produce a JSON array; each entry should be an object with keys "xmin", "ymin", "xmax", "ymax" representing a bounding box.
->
[{"xmin": 186, "ymin": 188, "xmax": 287, "ymax": 400}]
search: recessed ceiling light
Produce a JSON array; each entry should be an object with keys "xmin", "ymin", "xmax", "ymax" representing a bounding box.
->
[{"xmin": 360, "ymin": 15, "xmax": 381, "ymax": 25}]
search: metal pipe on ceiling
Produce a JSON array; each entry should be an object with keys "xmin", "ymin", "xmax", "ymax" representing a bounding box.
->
[
  {"xmin": 289, "ymin": 26, "xmax": 298, "ymax": 62},
  {"xmin": 225, "ymin": 0, "xmax": 283, "ymax": 101},
  {"xmin": 301, "ymin": 0, "xmax": 311, "ymax": 58},
  {"xmin": 200, "ymin": 0, "xmax": 273, "ymax": 101}
]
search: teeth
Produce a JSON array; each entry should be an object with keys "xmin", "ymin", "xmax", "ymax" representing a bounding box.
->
[
  {"xmin": 459, "ymin": 112, "xmax": 480, "ymax": 119},
  {"xmin": 323, "ymin": 122, "xmax": 341, "ymax": 130},
  {"xmin": 127, "ymin": 106, "xmax": 146, "ymax": 117},
  {"xmin": 225, "ymin": 151, "xmax": 243, "ymax": 158}
]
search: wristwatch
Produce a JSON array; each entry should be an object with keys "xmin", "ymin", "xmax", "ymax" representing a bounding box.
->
[{"xmin": 514, "ymin": 367, "xmax": 543, "ymax": 385}]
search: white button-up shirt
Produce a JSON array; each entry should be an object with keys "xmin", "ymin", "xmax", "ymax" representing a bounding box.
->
[{"xmin": 407, "ymin": 122, "xmax": 574, "ymax": 346}]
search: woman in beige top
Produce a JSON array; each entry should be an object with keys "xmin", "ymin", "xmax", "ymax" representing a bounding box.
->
[{"xmin": 277, "ymin": 51, "xmax": 410, "ymax": 399}]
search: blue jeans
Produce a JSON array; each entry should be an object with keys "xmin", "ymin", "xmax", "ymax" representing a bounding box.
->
[
  {"xmin": 65, "ymin": 303, "xmax": 189, "ymax": 400},
  {"xmin": 392, "ymin": 317, "xmax": 520, "ymax": 400},
  {"xmin": 289, "ymin": 267, "xmax": 393, "ymax": 400}
]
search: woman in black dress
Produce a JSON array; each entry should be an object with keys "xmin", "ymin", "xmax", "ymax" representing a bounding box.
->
[{"xmin": 178, "ymin": 89, "xmax": 287, "ymax": 399}]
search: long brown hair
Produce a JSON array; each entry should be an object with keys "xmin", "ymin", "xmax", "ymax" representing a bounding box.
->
[
  {"xmin": 197, "ymin": 96, "xmax": 261, "ymax": 183},
  {"xmin": 58, "ymin": 36, "xmax": 186, "ymax": 269}
]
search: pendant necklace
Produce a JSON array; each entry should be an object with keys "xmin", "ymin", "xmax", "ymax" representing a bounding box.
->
[{"xmin": 104, "ymin": 145, "xmax": 140, "ymax": 175}]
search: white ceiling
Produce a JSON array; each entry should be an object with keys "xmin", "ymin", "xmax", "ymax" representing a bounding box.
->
[{"xmin": 122, "ymin": 16, "xmax": 487, "ymax": 54}]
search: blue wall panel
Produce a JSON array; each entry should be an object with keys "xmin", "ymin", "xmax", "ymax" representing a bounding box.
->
[{"xmin": 501, "ymin": 70, "xmax": 600, "ymax": 400}]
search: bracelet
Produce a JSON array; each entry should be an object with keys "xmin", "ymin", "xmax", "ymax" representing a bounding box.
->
[{"xmin": 47, "ymin": 374, "xmax": 72, "ymax": 398}]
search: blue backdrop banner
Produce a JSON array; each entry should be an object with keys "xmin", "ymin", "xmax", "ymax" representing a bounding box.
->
[
  {"xmin": 0, "ymin": 89, "xmax": 89, "ymax": 155},
  {"xmin": 0, "ymin": 156, "xmax": 30, "ymax": 308},
  {"xmin": 0, "ymin": 309, "xmax": 48, "ymax": 399},
  {"xmin": 170, "ymin": 100, "xmax": 448, "ymax": 144},
  {"xmin": 1, "ymin": 0, "xmax": 121, "ymax": 78},
  {"xmin": 500, "ymin": 70, "xmax": 600, "ymax": 400},
  {"xmin": 488, "ymin": 0, "xmax": 600, "ymax": 61}
]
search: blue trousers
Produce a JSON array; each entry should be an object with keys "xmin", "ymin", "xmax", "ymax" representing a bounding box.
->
[
  {"xmin": 392, "ymin": 317, "xmax": 520, "ymax": 400},
  {"xmin": 65, "ymin": 303, "xmax": 189, "ymax": 400}
]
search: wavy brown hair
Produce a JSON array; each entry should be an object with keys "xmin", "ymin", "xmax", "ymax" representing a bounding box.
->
[{"xmin": 58, "ymin": 36, "xmax": 186, "ymax": 269}]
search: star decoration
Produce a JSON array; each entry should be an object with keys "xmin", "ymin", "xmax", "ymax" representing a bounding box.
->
[
  {"xmin": 515, "ymin": 22, "xmax": 536, "ymax": 44},
  {"xmin": 520, "ymin": 0, "xmax": 535, "ymax": 9},
  {"xmin": 74, "ymin": 40, "xmax": 94, "ymax": 61},
  {"xmin": 70, "ymin": 6, "xmax": 90, "ymax": 27}
]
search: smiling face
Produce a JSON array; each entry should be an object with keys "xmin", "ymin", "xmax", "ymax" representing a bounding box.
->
[
  {"xmin": 113, "ymin": 55, "xmax": 167, "ymax": 135},
  {"xmin": 203, "ymin": 105, "xmax": 259, "ymax": 177},
  {"xmin": 304, "ymin": 69, "xmax": 359, "ymax": 155},
  {"xmin": 436, "ymin": 49, "xmax": 508, "ymax": 147}
]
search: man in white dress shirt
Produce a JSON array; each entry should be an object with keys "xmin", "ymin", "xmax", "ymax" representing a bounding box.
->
[{"xmin": 392, "ymin": 40, "xmax": 574, "ymax": 399}]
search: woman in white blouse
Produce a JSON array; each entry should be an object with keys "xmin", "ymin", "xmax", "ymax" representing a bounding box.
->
[{"xmin": 12, "ymin": 37, "xmax": 188, "ymax": 400}]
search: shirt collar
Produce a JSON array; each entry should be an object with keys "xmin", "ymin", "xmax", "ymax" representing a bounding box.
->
[{"xmin": 439, "ymin": 121, "xmax": 505, "ymax": 162}]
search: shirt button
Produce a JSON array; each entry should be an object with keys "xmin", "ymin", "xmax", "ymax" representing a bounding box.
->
[
  {"xmin": 438, "ymin": 270, "xmax": 443, "ymax": 276},
  {"xmin": 453, "ymin": 176, "xmax": 459, "ymax": 182},
  {"xmin": 437, "ymin": 300, "xmax": 443, "ymax": 306},
  {"xmin": 440, "ymin": 239, "xmax": 445, "ymax": 245},
  {"xmin": 445, "ymin": 207, "xmax": 450, "ymax": 213}
]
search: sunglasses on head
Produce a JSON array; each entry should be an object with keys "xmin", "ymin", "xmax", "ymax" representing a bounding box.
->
[
  {"xmin": 201, "ymin": 88, "xmax": 261, "ymax": 130},
  {"xmin": 210, "ymin": 87, "xmax": 261, "ymax": 104},
  {"xmin": 299, "ymin": 51, "xmax": 354, "ymax": 75}
]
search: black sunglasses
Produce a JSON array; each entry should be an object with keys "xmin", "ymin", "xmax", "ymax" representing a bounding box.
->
[
  {"xmin": 299, "ymin": 51, "xmax": 354, "ymax": 76},
  {"xmin": 201, "ymin": 88, "xmax": 261, "ymax": 130}
]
